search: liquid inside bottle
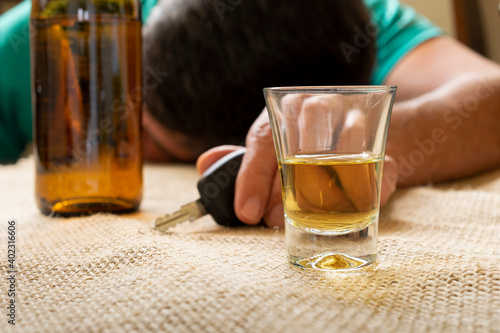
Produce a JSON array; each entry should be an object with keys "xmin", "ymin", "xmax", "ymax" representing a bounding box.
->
[{"xmin": 31, "ymin": 1, "xmax": 143, "ymax": 215}]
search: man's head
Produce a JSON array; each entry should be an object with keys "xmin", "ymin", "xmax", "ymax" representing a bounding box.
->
[{"xmin": 142, "ymin": 0, "xmax": 376, "ymax": 162}]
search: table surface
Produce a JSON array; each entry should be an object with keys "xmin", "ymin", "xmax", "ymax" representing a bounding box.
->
[{"xmin": 1, "ymin": 157, "xmax": 499, "ymax": 333}]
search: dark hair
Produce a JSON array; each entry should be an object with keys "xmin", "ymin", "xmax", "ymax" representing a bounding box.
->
[{"xmin": 143, "ymin": 0, "xmax": 376, "ymax": 152}]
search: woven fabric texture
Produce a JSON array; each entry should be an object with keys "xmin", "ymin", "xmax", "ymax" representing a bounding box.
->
[{"xmin": 1, "ymin": 158, "xmax": 499, "ymax": 333}]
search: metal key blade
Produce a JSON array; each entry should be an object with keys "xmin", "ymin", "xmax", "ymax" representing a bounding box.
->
[{"xmin": 153, "ymin": 199, "xmax": 207, "ymax": 231}]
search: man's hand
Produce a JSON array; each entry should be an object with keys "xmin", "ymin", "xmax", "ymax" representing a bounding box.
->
[
  {"xmin": 197, "ymin": 110, "xmax": 398, "ymax": 228},
  {"xmin": 197, "ymin": 37, "xmax": 500, "ymax": 228}
]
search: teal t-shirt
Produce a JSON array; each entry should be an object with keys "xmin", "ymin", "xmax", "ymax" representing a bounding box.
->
[
  {"xmin": 0, "ymin": 0, "xmax": 442, "ymax": 162},
  {"xmin": 365, "ymin": 0, "xmax": 443, "ymax": 84}
]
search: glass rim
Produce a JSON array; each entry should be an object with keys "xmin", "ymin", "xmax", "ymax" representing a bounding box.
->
[{"xmin": 263, "ymin": 85, "xmax": 397, "ymax": 94}]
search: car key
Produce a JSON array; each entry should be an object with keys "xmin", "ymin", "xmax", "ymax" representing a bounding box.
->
[{"xmin": 153, "ymin": 149, "xmax": 247, "ymax": 231}]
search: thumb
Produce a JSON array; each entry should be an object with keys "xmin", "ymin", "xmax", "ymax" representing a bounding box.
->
[{"xmin": 380, "ymin": 155, "xmax": 398, "ymax": 207}]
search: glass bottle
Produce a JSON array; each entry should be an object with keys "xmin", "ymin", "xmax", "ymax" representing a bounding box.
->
[{"xmin": 30, "ymin": 0, "xmax": 143, "ymax": 215}]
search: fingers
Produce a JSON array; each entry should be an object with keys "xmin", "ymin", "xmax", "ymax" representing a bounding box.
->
[
  {"xmin": 294, "ymin": 163, "xmax": 355, "ymax": 213},
  {"xmin": 234, "ymin": 110, "xmax": 279, "ymax": 225},
  {"xmin": 281, "ymin": 94, "xmax": 310, "ymax": 153},
  {"xmin": 197, "ymin": 140, "xmax": 284, "ymax": 227},
  {"xmin": 333, "ymin": 162, "xmax": 375, "ymax": 212},
  {"xmin": 196, "ymin": 145, "xmax": 243, "ymax": 174},
  {"xmin": 380, "ymin": 155, "xmax": 398, "ymax": 207},
  {"xmin": 298, "ymin": 95, "xmax": 345, "ymax": 151},
  {"xmin": 337, "ymin": 108, "xmax": 366, "ymax": 152},
  {"xmin": 263, "ymin": 172, "xmax": 284, "ymax": 228}
]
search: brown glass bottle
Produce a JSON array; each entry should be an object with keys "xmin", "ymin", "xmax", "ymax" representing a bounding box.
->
[{"xmin": 30, "ymin": 0, "xmax": 143, "ymax": 216}]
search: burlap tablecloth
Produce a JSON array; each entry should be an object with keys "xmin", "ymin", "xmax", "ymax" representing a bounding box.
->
[{"xmin": 1, "ymin": 157, "xmax": 499, "ymax": 333}]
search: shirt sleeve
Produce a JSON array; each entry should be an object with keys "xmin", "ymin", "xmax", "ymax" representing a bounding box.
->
[
  {"xmin": 0, "ymin": 0, "xmax": 32, "ymax": 163},
  {"xmin": 364, "ymin": 0, "xmax": 444, "ymax": 85},
  {"xmin": 141, "ymin": 0, "xmax": 158, "ymax": 23}
]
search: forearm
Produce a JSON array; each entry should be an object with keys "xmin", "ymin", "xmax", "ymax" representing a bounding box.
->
[{"xmin": 387, "ymin": 72, "xmax": 500, "ymax": 186}]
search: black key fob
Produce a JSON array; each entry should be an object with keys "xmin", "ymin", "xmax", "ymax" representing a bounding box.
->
[{"xmin": 197, "ymin": 149, "xmax": 247, "ymax": 227}]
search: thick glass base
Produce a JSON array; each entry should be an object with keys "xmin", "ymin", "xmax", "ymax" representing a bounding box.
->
[
  {"xmin": 37, "ymin": 197, "xmax": 140, "ymax": 216},
  {"xmin": 286, "ymin": 217, "xmax": 378, "ymax": 271}
]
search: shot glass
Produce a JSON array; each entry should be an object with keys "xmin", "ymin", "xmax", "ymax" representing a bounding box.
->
[{"xmin": 264, "ymin": 86, "xmax": 396, "ymax": 271}]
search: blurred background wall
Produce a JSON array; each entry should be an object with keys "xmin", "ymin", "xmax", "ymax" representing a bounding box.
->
[
  {"xmin": 402, "ymin": 0, "xmax": 456, "ymax": 35},
  {"xmin": 477, "ymin": 0, "xmax": 500, "ymax": 63},
  {"xmin": 402, "ymin": 0, "xmax": 500, "ymax": 63}
]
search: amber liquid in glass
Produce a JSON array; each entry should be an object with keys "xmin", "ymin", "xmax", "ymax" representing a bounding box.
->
[
  {"xmin": 279, "ymin": 153, "xmax": 382, "ymax": 235},
  {"xmin": 32, "ymin": 16, "xmax": 142, "ymax": 215}
]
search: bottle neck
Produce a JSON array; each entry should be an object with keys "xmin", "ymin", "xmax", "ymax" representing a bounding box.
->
[{"xmin": 31, "ymin": 0, "xmax": 141, "ymax": 20}]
